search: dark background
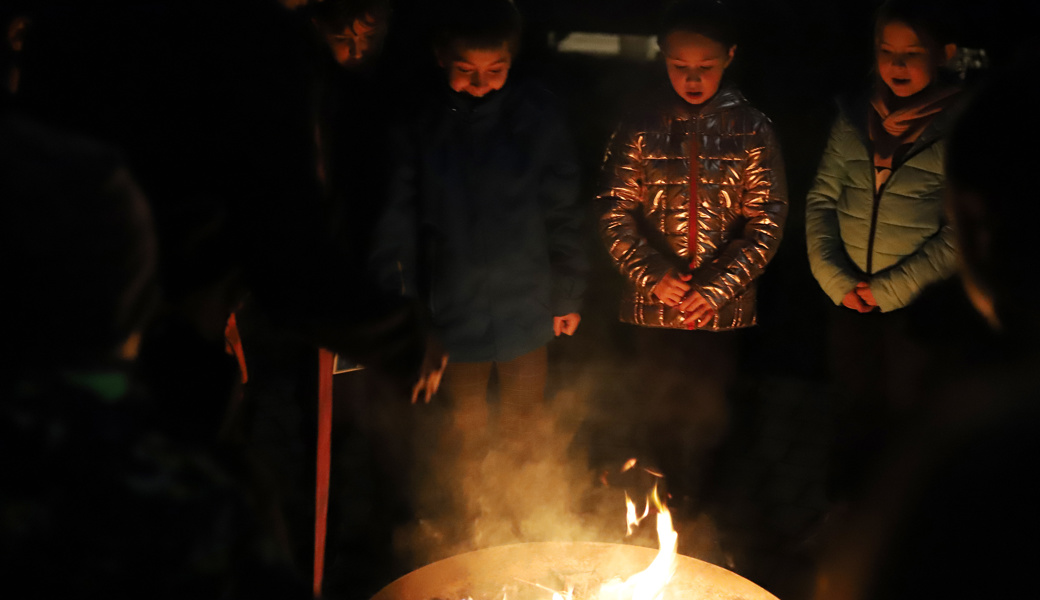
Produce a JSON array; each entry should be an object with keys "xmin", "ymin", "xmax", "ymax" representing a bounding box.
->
[{"xmin": 5, "ymin": 1, "xmax": 1035, "ymax": 598}]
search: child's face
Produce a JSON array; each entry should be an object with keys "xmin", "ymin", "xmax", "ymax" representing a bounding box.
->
[
  {"xmin": 876, "ymin": 21, "xmax": 946, "ymax": 98},
  {"xmin": 438, "ymin": 42, "xmax": 512, "ymax": 98},
  {"xmin": 663, "ymin": 31, "xmax": 734, "ymax": 106},
  {"xmin": 320, "ymin": 12, "xmax": 386, "ymax": 68}
]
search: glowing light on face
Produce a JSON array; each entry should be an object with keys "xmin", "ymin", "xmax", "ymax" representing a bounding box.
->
[
  {"xmin": 876, "ymin": 21, "xmax": 943, "ymax": 98},
  {"xmin": 322, "ymin": 12, "xmax": 386, "ymax": 67},
  {"xmin": 663, "ymin": 31, "xmax": 734, "ymax": 106},
  {"xmin": 441, "ymin": 42, "xmax": 513, "ymax": 98}
]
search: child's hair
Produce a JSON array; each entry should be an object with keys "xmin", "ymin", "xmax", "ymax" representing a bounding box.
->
[
  {"xmin": 432, "ymin": 0, "xmax": 522, "ymax": 55},
  {"xmin": 308, "ymin": 0, "xmax": 390, "ymax": 33},
  {"xmin": 0, "ymin": 117, "xmax": 158, "ymax": 369},
  {"xmin": 875, "ymin": 0, "xmax": 956, "ymax": 51},
  {"xmin": 658, "ymin": 0, "xmax": 737, "ymax": 50}
]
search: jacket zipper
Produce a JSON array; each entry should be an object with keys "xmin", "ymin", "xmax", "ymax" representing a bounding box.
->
[
  {"xmin": 865, "ymin": 171, "xmax": 880, "ymax": 275},
  {"xmin": 688, "ymin": 122, "xmax": 700, "ymax": 270}
]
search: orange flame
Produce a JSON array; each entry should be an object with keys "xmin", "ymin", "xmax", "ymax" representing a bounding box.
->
[
  {"xmin": 601, "ymin": 483, "xmax": 678, "ymax": 600},
  {"xmin": 624, "ymin": 492, "xmax": 651, "ymax": 537}
]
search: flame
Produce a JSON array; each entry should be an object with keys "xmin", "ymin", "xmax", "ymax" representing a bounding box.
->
[
  {"xmin": 600, "ymin": 483, "xmax": 678, "ymax": 600},
  {"xmin": 493, "ymin": 466, "xmax": 679, "ymax": 600},
  {"xmin": 624, "ymin": 492, "xmax": 651, "ymax": 536}
]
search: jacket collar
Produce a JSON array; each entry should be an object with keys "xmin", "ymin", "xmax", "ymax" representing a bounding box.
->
[
  {"xmin": 444, "ymin": 80, "xmax": 513, "ymax": 117},
  {"xmin": 662, "ymin": 83, "xmax": 747, "ymax": 119}
]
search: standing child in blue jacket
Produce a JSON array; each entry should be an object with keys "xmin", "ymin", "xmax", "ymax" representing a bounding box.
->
[
  {"xmin": 371, "ymin": 0, "xmax": 586, "ymax": 459},
  {"xmin": 805, "ymin": 0, "xmax": 962, "ymax": 499}
]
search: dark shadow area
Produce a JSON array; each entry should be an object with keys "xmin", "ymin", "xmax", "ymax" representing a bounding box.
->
[{"xmin": 3, "ymin": 1, "xmax": 1037, "ymax": 599}]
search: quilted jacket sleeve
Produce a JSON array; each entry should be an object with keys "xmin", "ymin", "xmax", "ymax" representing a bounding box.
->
[
  {"xmin": 596, "ymin": 121, "xmax": 674, "ymax": 299},
  {"xmin": 539, "ymin": 108, "xmax": 588, "ymax": 316},
  {"xmin": 690, "ymin": 118, "xmax": 789, "ymax": 310},
  {"xmin": 806, "ymin": 117, "xmax": 864, "ymax": 305},
  {"xmin": 869, "ymin": 220, "xmax": 957, "ymax": 311}
]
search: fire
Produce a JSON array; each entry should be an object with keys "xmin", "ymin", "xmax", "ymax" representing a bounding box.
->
[
  {"xmin": 519, "ymin": 478, "xmax": 678, "ymax": 600},
  {"xmin": 624, "ymin": 492, "xmax": 651, "ymax": 536},
  {"xmin": 600, "ymin": 483, "xmax": 678, "ymax": 600}
]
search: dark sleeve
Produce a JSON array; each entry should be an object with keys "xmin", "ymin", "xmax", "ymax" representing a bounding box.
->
[
  {"xmin": 538, "ymin": 106, "xmax": 588, "ymax": 315},
  {"xmin": 369, "ymin": 120, "xmax": 421, "ymax": 299}
]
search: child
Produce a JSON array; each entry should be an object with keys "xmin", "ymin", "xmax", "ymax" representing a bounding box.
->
[
  {"xmin": 597, "ymin": 0, "xmax": 787, "ymax": 503},
  {"xmin": 308, "ymin": 0, "xmax": 389, "ymax": 69},
  {"xmin": 371, "ymin": 0, "xmax": 586, "ymax": 456},
  {"xmin": 804, "ymin": 0, "xmax": 961, "ymax": 499}
]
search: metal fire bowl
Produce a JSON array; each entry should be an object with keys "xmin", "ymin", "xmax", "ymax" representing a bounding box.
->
[{"xmin": 371, "ymin": 542, "xmax": 779, "ymax": 600}]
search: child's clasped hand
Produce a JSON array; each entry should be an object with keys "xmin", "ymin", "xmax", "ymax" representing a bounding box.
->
[
  {"xmin": 843, "ymin": 281, "xmax": 879, "ymax": 313},
  {"xmin": 652, "ymin": 271, "xmax": 693, "ymax": 306},
  {"xmin": 652, "ymin": 271, "xmax": 715, "ymax": 328}
]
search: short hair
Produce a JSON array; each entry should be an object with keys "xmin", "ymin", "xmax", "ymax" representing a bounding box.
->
[
  {"xmin": 875, "ymin": 0, "xmax": 957, "ymax": 50},
  {"xmin": 0, "ymin": 116, "xmax": 158, "ymax": 369},
  {"xmin": 308, "ymin": 0, "xmax": 390, "ymax": 33},
  {"xmin": 432, "ymin": 0, "xmax": 522, "ymax": 55},
  {"xmin": 658, "ymin": 0, "xmax": 737, "ymax": 50}
]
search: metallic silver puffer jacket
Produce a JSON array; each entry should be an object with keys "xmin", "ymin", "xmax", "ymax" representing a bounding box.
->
[{"xmin": 598, "ymin": 86, "xmax": 788, "ymax": 330}]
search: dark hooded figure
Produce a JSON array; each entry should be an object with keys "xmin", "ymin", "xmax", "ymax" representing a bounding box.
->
[
  {"xmin": 14, "ymin": 0, "xmax": 438, "ymax": 397},
  {"xmin": 0, "ymin": 115, "xmax": 310, "ymax": 599}
]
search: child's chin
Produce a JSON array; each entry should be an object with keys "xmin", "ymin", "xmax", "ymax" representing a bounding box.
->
[{"xmin": 885, "ymin": 79, "xmax": 920, "ymax": 97}]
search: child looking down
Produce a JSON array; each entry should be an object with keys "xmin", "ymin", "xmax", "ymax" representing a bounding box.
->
[
  {"xmin": 597, "ymin": 0, "xmax": 787, "ymax": 504},
  {"xmin": 371, "ymin": 0, "xmax": 586, "ymax": 458}
]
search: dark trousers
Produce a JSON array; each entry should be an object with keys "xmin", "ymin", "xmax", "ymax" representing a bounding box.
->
[
  {"xmin": 827, "ymin": 304, "xmax": 930, "ymax": 500},
  {"xmin": 626, "ymin": 326, "xmax": 741, "ymax": 502}
]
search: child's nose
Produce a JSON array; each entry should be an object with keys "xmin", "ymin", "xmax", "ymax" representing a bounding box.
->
[{"xmin": 470, "ymin": 72, "xmax": 483, "ymax": 87}]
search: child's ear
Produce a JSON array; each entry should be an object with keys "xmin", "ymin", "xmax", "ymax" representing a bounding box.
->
[
  {"xmin": 943, "ymin": 43, "xmax": 957, "ymax": 64},
  {"xmin": 726, "ymin": 45, "xmax": 737, "ymax": 66}
]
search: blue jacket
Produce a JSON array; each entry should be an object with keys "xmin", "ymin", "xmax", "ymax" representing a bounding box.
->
[{"xmin": 372, "ymin": 78, "xmax": 586, "ymax": 362}]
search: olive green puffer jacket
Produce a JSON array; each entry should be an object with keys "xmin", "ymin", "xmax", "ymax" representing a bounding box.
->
[{"xmin": 806, "ymin": 96, "xmax": 958, "ymax": 312}]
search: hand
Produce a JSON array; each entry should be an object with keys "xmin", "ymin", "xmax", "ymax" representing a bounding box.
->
[
  {"xmin": 678, "ymin": 290, "xmax": 714, "ymax": 328},
  {"xmin": 553, "ymin": 313, "xmax": 581, "ymax": 336},
  {"xmin": 854, "ymin": 281, "xmax": 878, "ymax": 308},
  {"xmin": 651, "ymin": 272, "xmax": 692, "ymax": 307},
  {"xmin": 411, "ymin": 336, "xmax": 448, "ymax": 404},
  {"xmin": 842, "ymin": 286, "xmax": 875, "ymax": 313}
]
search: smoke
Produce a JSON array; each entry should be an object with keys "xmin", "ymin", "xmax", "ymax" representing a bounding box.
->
[{"xmin": 390, "ymin": 360, "xmax": 724, "ymax": 570}]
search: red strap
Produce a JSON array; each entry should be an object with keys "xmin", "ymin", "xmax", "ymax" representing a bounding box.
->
[
  {"xmin": 314, "ymin": 349, "xmax": 335, "ymax": 597},
  {"xmin": 224, "ymin": 312, "xmax": 248, "ymax": 384},
  {"xmin": 688, "ymin": 128, "xmax": 700, "ymax": 270}
]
